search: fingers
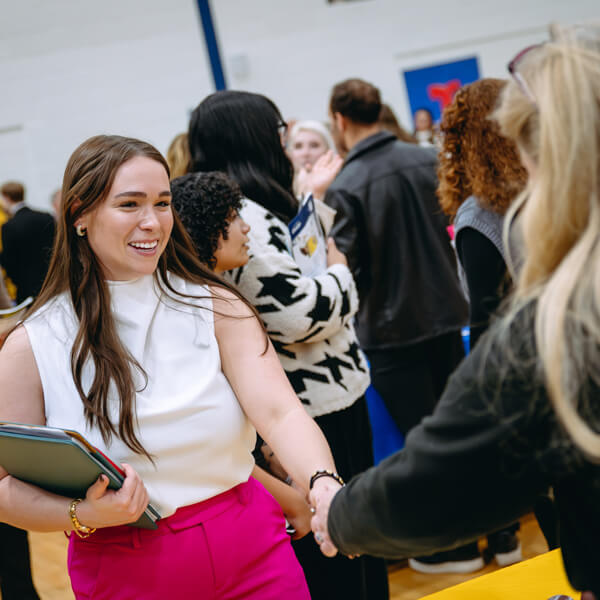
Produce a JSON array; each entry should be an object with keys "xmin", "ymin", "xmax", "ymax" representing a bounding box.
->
[
  {"xmin": 331, "ymin": 154, "xmax": 343, "ymax": 172},
  {"xmin": 313, "ymin": 150, "xmax": 341, "ymax": 173},
  {"xmin": 311, "ymin": 519, "xmax": 338, "ymax": 557},
  {"xmin": 119, "ymin": 463, "xmax": 148, "ymax": 519},
  {"xmin": 81, "ymin": 464, "xmax": 149, "ymax": 528},
  {"xmin": 129, "ymin": 473, "xmax": 150, "ymax": 517},
  {"xmin": 85, "ymin": 473, "xmax": 110, "ymax": 501},
  {"xmin": 313, "ymin": 150, "xmax": 334, "ymax": 169},
  {"xmin": 118, "ymin": 463, "xmax": 138, "ymax": 500},
  {"xmin": 320, "ymin": 537, "xmax": 339, "ymax": 557}
]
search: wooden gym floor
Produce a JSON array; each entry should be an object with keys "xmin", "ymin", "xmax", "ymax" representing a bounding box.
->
[{"xmin": 24, "ymin": 513, "xmax": 547, "ymax": 599}]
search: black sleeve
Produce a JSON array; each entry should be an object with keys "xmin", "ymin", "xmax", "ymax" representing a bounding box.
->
[
  {"xmin": 328, "ymin": 314, "xmax": 556, "ymax": 558},
  {"xmin": 0, "ymin": 225, "xmax": 17, "ymax": 283},
  {"xmin": 456, "ymin": 227, "xmax": 507, "ymax": 348},
  {"xmin": 325, "ymin": 188, "xmax": 369, "ymax": 301}
]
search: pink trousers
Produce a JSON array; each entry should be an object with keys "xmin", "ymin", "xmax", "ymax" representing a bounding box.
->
[{"xmin": 67, "ymin": 477, "xmax": 310, "ymax": 599}]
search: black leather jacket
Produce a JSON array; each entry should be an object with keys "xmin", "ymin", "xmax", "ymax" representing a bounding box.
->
[{"xmin": 325, "ymin": 132, "xmax": 467, "ymax": 350}]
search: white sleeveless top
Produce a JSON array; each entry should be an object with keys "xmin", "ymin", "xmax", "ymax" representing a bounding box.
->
[{"xmin": 23, "ymin": 274, "xmax": 256, "ymax": 518}]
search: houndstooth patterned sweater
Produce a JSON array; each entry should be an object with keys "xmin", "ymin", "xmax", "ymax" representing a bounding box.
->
[{"xmin": 225, "ymin": 199, "xmax": 370, "ymax": 418}]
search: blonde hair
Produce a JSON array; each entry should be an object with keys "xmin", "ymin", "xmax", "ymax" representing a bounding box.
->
[
  {"xmin": 166, "ymin": 132, "xmax": 191, "ymax": 179},
  {"xmin": 495, "ymin": 24, "xmax": 600, "ymax": 460},
  {"xmin": 288, "ymin": 120, "xmax": 336, "ymax": 155}
]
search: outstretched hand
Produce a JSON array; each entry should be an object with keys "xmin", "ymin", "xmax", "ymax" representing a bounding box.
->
[{"xmin": 302, "ymin": 151, "xmax": 343, "ymax": 200}]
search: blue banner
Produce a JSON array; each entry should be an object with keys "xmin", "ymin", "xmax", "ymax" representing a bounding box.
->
[{"xmin": 403, "ymin": 56, "xmax": 480, "ymax": 124}]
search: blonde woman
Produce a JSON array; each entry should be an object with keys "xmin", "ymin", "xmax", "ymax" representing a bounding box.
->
[
  {"xmin": 310, "ymin": 24, "xmax": 600, "ymax": 600},
  {"xmin": 287, "ymin": 120, "xmax": 338, "ymax": 198}
]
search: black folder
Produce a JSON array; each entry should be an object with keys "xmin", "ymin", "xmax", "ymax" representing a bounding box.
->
[{"xmin": 0, "ymin": 422, "xmax": 160, "ymax": 529}]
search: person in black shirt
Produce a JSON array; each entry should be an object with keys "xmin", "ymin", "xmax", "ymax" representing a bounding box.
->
[{"xmin": 0, "ymin": 181, "xmax": 55, "ymax": 304}]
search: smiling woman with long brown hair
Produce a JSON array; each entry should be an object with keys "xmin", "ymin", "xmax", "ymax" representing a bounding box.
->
[{"xmin": 0, "ymin": 134, "xmax": 341, "ymax": 599}]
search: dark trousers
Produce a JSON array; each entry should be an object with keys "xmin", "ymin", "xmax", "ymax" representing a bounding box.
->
[
  {"xmin": 366, "ymin": 331, "xmax": 465, "ymax": 436},
  {"xmin": 0, "ymin": 523, "xmax": 40, "ymax": 600},
  {"xmin": 292, "ymin": 396, "xmax": 389, "ymax": 600}
]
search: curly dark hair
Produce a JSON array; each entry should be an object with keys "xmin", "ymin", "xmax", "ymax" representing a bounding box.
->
[
  {"xmin": 170, "ymin": 171, "xmax": 243, "ymax": 270},
  {"xmin": 437, "ymin": 78, "xmax": 527, "ymax": 217}
]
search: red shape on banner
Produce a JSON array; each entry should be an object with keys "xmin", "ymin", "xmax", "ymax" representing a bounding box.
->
[{"xmin": 427, "ymin": 79, "xmax": 462, "ymax": 111}]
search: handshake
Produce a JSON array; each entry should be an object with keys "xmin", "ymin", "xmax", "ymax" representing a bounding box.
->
[{"xmin": 308, "ymin": 474, "xmax": 358, "ymax": 559}]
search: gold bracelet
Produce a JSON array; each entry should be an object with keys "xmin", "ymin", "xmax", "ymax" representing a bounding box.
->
[{"xmin": 68, "ymin": 498, "xmax": 96, "ymax": 539}]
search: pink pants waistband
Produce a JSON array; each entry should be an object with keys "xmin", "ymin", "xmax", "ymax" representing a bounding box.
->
[{"xmin": 73, "ymin": 480, "xmax": 250, "ymax": 548}]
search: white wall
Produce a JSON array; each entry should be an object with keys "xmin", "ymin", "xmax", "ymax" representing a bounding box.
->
[
  {"xmin": 0, "ymin": 0, "xmax": 597, "ymax": 210},
  {"xmin": 212, "ymin": 0, "xmax": 597, "ymax": 123},
  {"xmin": 0, "ymin": 0, "xmax": 212, "ymax": 210}
]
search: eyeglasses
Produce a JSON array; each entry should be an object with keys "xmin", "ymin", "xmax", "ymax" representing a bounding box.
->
[
  {"xmin": 277, "ymin": 121, "xmax": 288, "ymax": 137},
  {"xmin": 507, "ymin": 43, "xmax": 543, "ymax": 105}
]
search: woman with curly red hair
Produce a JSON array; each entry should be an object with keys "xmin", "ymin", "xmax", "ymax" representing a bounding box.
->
[
  {"xmin": 438, "ymin": 78, "xmax": 527, "ymax": 347},
  {"xmin": 434, "ymin": 78, "xmax": 528, "ymax": 571}
]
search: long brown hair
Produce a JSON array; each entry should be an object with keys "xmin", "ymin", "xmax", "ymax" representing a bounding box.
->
[
  {"xmin": 27, "ymin": 135, "xmax": 257, "ymax": 459},
  {"xmin": 437, "ymin": 78, "xmax": 527, "ymax": 218}
]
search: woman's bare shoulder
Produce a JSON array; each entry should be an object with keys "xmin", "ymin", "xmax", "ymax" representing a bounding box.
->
[
  {"xmin": 0, "ymin": 325, "xmax": 45, "ymax": 422},
  {"xmin": 1, "ymin": 325, "xmax": 33, "ymax": 357},
  {"xmin": 209, "ymin": 284, "xmax": 255, "ymax": 319}
]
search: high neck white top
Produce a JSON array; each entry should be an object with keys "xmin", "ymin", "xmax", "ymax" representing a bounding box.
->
[{"xmin": 24, "ymin": 274, "xmax": 255, "ymax": 517}]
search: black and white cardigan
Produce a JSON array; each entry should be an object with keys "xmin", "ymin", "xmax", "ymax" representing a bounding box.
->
[{"xmin": 225, "ymin": 198, "xmax": 370, "ymax": 418}]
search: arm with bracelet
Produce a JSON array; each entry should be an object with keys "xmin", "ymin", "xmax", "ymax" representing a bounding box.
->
[{"xmin": 0, "ymin": 327, "xmax": 149, "ymax": 535}]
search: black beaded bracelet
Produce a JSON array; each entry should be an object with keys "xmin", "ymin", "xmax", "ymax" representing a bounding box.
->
[{"xmin": 309, "ymin": 469, "xmax": 345, "ymax": 490}]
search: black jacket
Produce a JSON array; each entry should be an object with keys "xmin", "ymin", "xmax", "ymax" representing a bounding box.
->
[
  {"xmin": 328, "ymin": 306, "xmax": 600, "ymax": 596},
  {"xmin": 0, "ymin": 206, "xmax": 55, "ymax": 303},
  {"xmin": 325, "ymin": 132, "xmax": 467, "ymax": 350}
]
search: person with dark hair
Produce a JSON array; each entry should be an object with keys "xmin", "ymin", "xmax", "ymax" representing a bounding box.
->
[
  {"xmin": 311, "ymin": 23, "xmax": 600, "ymax": 600},
  {"xmin": 188, "ymin": 90, "xmax": 389, "ymax": 600},
  {"xmin": 0, "ymin": 181, "xmax": 55, "ymax": 304},
  {"xmin": 325, "ymin": 78, "xmax": 471, "ymax": 571},
  {"xmin": 326, "ymin": 77, "xmax": 467, "ymax": 440},
  {"xmin": 413, "ymin": 107, "xmax": 437, "ymax": 146},
  {"xmin": 0, "ymin": 204, "xmax": 13, "ymax": 310},
  {"xmin": 0, "ymin": 134, "xmax": 343, "ymax": 599},
  {"xmin": 189, "ymin": 92, "xmax": 297, "ymax": 224},
  {"xmin": 170, "ymin": 171, "xmax": 247, "ymax": 271}
]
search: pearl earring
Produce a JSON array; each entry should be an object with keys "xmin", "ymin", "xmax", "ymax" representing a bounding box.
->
[{"xmin": 75, "ymin": 225, "xmax": 87, "ymax": 237}]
